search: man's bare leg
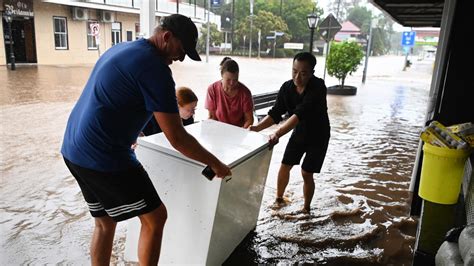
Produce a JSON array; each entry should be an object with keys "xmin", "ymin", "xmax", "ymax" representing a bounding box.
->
[
  {"xmin": 276, "ymin": 163, "xmax": 293, "ymax": 202},
  {"xmin": 137, "ymin": 204, "xmax": 168, "ymax": 265},
  {"xmin": 91, "ymin": 216, "xmax": 117, "ymax": 266},
  {"xmin": 301, "ymin": 169, "xmax": 315, "ymax": 212}
]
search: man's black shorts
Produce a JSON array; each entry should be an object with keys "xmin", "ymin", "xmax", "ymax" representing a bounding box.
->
[
  {"xmin": 64, "ymin": 158, "xmax": 162, "ymax": 222},
  {"xmin": 282, "ymin": 136, "xmax": 329, "ymax": 173}
]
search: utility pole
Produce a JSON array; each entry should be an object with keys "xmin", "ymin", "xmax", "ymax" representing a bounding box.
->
[
  {"xmin": 231, "ymin": 0, "xmax": 235, "ymax": 54},
  {"xmin": 249, "ymin": 0, "xmax": 254, "ymax": 58},
  {"xmin": 280, "ymin": 0, "xmax": 283, "ymax": 16},
  {"xmin": 336, "ymin": 0, "xmax": 342, "ymax": 21},
  {"xmin": 258, "ymin": 29, "xmax": 261, "ymax": 58},
  {"xmin": 323, "ymin": 43, "xmax": 330, "ymax": 80},
  {"xmin": 206, "ymin": 0, "xmax": 210, "ymax": 62},
  {"xmin": 272, "ymin": 31, "xmax": 277, "ymax": 58},
  {"xmin": 362, "ymin": 18, "xmax": 373, "ymax": 84}
]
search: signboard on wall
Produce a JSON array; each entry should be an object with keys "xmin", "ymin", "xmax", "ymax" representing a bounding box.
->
[{"xmin": 3, "ymin": 0, "xmax": 34, "ymax": 17}]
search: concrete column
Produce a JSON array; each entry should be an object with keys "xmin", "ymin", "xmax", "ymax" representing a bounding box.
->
[{"xmin": 140, "ymin": 0, "xmax": 156, "ymax": 38}]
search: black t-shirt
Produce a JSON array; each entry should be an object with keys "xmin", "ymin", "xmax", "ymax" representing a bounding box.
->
[
  {"xmin": 268, "ymin": 76, "xmax": 330, "ymax": 144},
  {"xmin": 142, "ymin": 116, "xmax": 194, "ymax": 136}
]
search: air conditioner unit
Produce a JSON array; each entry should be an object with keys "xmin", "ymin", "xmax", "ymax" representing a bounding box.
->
[
  {"xmin": 72, "ymin": 7, "xmax": 88, "ymax": 21},
  {"xmin": 100, "ymin": 11, "xmax": 114, "ymax": 23}
]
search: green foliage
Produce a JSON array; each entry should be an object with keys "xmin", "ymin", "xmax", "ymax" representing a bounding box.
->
[
  {"xmin": 345, "ymin": 7, "xmax": 394, "ymax": 56},
  {"xmin": 219, "ymin": 0, "xmax": 323, "ymax": 51},
  {"xmin": 197, "ymin": 23, "xmax": 223, "ymax": 53},
  {"xmin": 346, "ymin": 6, "xmax": 372, "ymax": 33},
  {"xmin": 274, "ymin": 48, "xmax": 286, "ymax": 58},
  {"xmin": 371, "ymin": 15, "xmax": 394, "ymax": 55},
  {"xmin": 327, "ymin": 0, "xmax": 363, "ymax": 21},
  {"xmin": 274, "ymin": 0, "xmax": 323, "ymax": 43},
  {"xmin": 283, "ymin": 49, "xmax": 297, "ymax": 58},
  {"xmin": 235, "ymin": 10, "xmax": 290, "ymax": 51},
  {"xmin": 326, "ymin": 41, "xmax": 364, "ymax": 87}
]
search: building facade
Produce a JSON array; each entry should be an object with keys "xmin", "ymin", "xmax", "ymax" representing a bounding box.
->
[{"xmin": 1, "ymin": 0, "xmax": 220, "ymax": 65}]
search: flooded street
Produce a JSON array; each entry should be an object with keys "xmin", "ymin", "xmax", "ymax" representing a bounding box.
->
[{"xmin": 0, "ymin": 55, "xmax": 432, "ymax": 264}]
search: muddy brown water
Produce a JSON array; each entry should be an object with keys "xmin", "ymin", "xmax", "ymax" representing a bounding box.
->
[{"xmin": 0, "ymin": 56, "xmax": 432, "ymax": 264}]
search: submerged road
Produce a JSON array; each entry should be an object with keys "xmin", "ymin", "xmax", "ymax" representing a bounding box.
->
[{"xmin": 0, "ymin": 55, "xmax": 433, "ymax": 264}]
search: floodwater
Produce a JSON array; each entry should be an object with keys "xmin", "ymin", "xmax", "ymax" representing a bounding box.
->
[{"xmin": 0, "ymin": 55, "xmax": 433, "ymax": 264}]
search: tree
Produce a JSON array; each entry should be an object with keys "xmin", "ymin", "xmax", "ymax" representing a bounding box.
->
[
  {"xmin": 326, "ymin": 41, "xmax": 364, "ymax": 88},
  {"xmin": 197, "ymin": 23, "xmax": 223, "ymax": 53},
  {"xmin": 235, "ymin": 10, "xmax": 290, "ymax": 52},
  {"xmin": 327, "ymin": 0, "xmax": 356, "ymax": 22},
  {"xmin": 371, "ymin": 15, "xmax": 395, "ymax": 55},
  {"xmin": 346, "ymin": 7, "xmax": 394, "ymax": 56},
  {"xmin": 346, "ymin": 5, "xmax": 371, "ymax": 32},
  {"xmin": 390, "ymin": 31, "xmax": 403, "ymax": 55},
  {"xmin": 271, "ymin": 0, "xmax": 323, "ymax": 43},
  {"xmin": 227, "ymin": 0, "xmax": 322, "ymax": 45}
]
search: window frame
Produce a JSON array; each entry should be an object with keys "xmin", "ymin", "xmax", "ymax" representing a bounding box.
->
[
  {"xmin": 87, "ymin": 20, "xmax": 99, "ymax": 50},
  {"xmin": 53, "ymin": 16, "xmax": 68, "ymax": 50},
  {"xmin": 111, "ymin": 22, "xmax": 122, "ymax": 46},
  {"xmin": 126, "ymin": 30, "xmax": 133, "ymax": 42}
]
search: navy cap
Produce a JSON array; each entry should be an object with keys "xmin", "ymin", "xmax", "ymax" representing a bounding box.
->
[{"xmin": 161, "ymin": 14, "xmax": 201, "ymax": 61}]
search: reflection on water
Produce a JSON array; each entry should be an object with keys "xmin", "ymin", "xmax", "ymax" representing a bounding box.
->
[
  {"xmin": 0, "ymin": 57, "xmax": 431, "ymax": 264},
  {"xmin": 225, "ymin": 80, "xmax": 427, "ymax": 265}
]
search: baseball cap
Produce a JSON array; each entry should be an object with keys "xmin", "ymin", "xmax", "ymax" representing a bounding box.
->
[{"xmin": 161, "ymin": 14, "xmax": 201, "ymax": 61}]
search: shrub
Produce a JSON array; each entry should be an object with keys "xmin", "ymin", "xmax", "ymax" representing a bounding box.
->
[{"xmin": 326, "ymin": 41, "xmax": 364, "ymax": 87}]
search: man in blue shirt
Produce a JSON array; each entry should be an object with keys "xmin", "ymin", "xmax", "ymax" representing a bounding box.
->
[{"xmin": 62, "ymin": 14, "xmax": 231, "ymax": 265}]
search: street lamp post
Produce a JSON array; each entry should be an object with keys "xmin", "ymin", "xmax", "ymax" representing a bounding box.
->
[
  {"xmin": 249, "ymin": 0, "xmax": 254, "ymax": 58},
  {"xmin": 205, "ymin": 0, "xmax": 210, "ymax": 63},
  {"xmin": 307, "ymin": 10, "xmax": 319, "ymax": 54},
  {"xmin": 3, "ymin": 9, "xmax": 16, "ymax": 70}
]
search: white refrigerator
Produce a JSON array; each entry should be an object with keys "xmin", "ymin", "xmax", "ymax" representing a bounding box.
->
[{"xmin": 125, "ymin": 119, "xmax": 273, "ymax": 265}]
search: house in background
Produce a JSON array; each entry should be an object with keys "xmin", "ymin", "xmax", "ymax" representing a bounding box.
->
[
  {"xmin": 334, "ymin": 21, "xmax": 362, "ymax": 42},
  {"xmin": 313, "ymin": 21, "xmax": 363, "ymax": 56},
  {"xmin": 413, "ymin": 27, "xmax": 440, "ymax": 59}
]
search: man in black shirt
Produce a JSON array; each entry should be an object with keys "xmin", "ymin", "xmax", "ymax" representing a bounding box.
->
[{"xmin": 249, "ymin": 52, "xmax": 330, "ymax": 213}]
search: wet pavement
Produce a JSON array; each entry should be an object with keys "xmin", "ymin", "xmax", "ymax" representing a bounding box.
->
[{"xmin": 0, "ymin": 55, "xmax": 433, "ymax": 264}]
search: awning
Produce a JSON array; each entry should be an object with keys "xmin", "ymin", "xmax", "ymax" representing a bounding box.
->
[{"xmin": 370, "ymin": 0, "xmax": 444, "ymax": 27}]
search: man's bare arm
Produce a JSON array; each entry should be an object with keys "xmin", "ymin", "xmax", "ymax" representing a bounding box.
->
[{"xmin": 154, "ymin": 112, "xmax": 231, "ymax": 178}]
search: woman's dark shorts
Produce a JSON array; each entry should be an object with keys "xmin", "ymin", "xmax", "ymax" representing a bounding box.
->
[
  {"xmin": 64, "ymin": 158, "xmax": 162, "ymax": 222},
  {"xmin": 282, "ymin": 135, "xmax": 330, "ymax": 173}
]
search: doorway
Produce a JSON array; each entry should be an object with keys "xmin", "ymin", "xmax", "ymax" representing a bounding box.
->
[{"xmin": 3, "ymin": 16, "xmax": 37, "ymax": 64}]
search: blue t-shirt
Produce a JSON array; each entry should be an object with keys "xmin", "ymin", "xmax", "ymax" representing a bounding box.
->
[{"xmin": 61, "ymin": 39, "xmax": 178, "ymax": 171}]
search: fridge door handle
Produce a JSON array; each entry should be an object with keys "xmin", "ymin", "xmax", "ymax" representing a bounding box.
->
[{"xmin": 201, "ymin": 165, "xmax": 215, "ymax": 180}]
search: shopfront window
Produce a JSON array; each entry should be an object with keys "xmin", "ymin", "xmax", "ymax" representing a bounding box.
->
[{"xmin": 53, "ymin": 17, "xmax": 68, "ymax": 50}]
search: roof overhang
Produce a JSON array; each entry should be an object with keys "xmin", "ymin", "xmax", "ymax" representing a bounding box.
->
[{"xmin": 370, "ymin": 0, "xmax": 444, "ymax": 27}]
